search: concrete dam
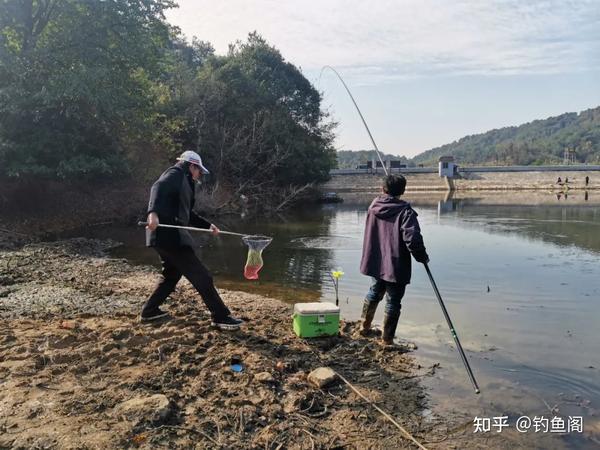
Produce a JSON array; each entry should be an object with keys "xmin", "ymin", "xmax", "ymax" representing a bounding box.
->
[{"xmin": 322, "ymin": 165, "xmax": 600, "ymax": 195}]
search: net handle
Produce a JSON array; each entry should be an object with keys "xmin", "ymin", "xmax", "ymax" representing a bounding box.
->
[{"xmin": 138, "ymin": 221, "xmax": 246, "ymax": 237}]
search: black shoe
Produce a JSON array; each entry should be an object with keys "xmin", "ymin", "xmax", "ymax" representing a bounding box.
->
[
  {"xmin": 140, "ymin": 308, "xmax": 170, "ymax": 323},
  {"xmin": 211, "ymin": 316, "xmax": 243, "ymax": 330}
]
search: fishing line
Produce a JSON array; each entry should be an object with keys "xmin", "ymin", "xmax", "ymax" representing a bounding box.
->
[{"xmin": 319, "ymin": 65, "xmax": 389, "ymax": 175}]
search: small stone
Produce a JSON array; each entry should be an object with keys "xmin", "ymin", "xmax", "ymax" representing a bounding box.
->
[
  {"xmin": 307, "ymin": 367, "xmax": 338, "ymax": 388},
  {"xmin": 59, "ymin": 320, "xmax": 78, "ymax": 330},
  {"xmin": 283, "ymin": 393, "xmax": 303, "ymax": 413},
  {"xmin": 255, "ymin": 372, "xmax": 275, "ymax": 383},
  {"xmin": 114, "ymin": 394, "xmax": 173, "ymax": 425},
  {"xmin": 111, "ymin": 329, "xmax": 131, "ymax": 340}
]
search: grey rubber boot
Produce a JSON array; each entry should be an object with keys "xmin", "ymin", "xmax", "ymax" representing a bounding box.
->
[
  {"xmin": 382, "ymin": 311, "xmax": 401, "ymax": 345},
  {"xmin": 360, "ymin": 299, "xmax": 379, "ymax": 335}
]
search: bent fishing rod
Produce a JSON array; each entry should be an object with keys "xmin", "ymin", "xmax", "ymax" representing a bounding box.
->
[
  {"xmin": 320, "ymin": 66, "xmax": 389, "ymax": 175},
  {"xmin": 322, "ymin": 66, "xmax": 480, "ymax": 394}
]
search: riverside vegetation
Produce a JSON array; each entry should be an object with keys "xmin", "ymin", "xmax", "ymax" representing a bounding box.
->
[{"xmin": 0, "ymin": 1, "xmax": 336, "ymax": 213}]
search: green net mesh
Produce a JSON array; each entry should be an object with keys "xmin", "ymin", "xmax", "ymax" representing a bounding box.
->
[{"xmin": 242, "ymin": 235, "xmax": 273, "ymax": 280}]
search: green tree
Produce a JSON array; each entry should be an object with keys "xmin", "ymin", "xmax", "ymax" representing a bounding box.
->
[
  {"xmin": 0, "ymin": 0, "xmax": 175, "ymax": 178},
  {"xmin": 167, "ymin": 33, "xmax": 336, "ymax": 208}
]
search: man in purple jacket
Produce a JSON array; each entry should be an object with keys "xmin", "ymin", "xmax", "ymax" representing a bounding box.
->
[{"xmin": 359, "ymin": 174, "xmax": 429, "ymax": 344}]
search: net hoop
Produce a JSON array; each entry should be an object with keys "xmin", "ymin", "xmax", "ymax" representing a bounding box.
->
[{"xmin": 242, "ymin": 235, "xmax": 273, "ymax": 250}]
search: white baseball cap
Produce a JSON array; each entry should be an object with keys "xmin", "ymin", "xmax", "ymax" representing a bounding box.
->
[{"xmin": 176, "ymin": 150, "xmax": 209, "ymax": 174}]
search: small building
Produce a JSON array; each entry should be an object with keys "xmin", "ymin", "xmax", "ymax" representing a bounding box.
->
[
  {"xmin": 355, "ymin": 157, "xmax": 408, "ymax": 173},
  {"xmin": 389, "ymin": 160, "xmax": 407, "ymax": 169},
  {"xmin": 365, "ymin": 158, "xmax": 406, "ymax": 172},
  {"xmin": 365, "ymin": 158, "xmax": 384, "ymax": 173},
  {"xmin": 439, "ymin": 156, "xmax": 456, "ymax": 178}
]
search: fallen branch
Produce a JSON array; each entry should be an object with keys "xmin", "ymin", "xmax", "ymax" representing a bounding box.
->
[
  {"xmin": 275, "ymin": 183, "xmax": 314, "ymax": 212},
  {"xmin": 300, "ymin": 428, "xmax": 316, "ymax": 450},
  {"xmin": 335, "ymin": 371, "xmax": 430, "ymax": 450}
]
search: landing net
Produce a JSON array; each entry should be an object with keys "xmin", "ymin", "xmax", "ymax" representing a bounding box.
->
[{"xmin": 242, "ymin": 235, "xmax": 273, "ymax": 280}]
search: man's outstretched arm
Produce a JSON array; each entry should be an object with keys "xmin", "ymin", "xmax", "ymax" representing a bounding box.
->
[{"xmin": 401, "ymin": 209, "xmax": 430, "ymax": 263}]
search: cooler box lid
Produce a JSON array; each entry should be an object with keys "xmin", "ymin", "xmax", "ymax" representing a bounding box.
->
[{"xmin": 294, "ymin": 302, "xmax": 339, "ymax": 315}]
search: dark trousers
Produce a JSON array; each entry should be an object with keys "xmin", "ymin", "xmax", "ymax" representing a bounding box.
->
[
  {"xmin": 143, "ymin": 246, "xmax": 231, "ymax": 320},
  {"xmin": 365, "ymin": 277, "xmax": 406, "ymax": 316}
]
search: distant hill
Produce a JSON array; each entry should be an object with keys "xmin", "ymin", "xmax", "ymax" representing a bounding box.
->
[
  {"xmin": 336, "ymin": 150, "xmax": 410, "ymax": 169},
  {"xmin": 411, "ymin": 106, "xmax": 600, "ymax": 166}
]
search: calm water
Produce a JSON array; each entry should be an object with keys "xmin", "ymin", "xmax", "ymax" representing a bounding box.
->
[{"xmin": 68, "ymin": 191, "xmax": 600, "ymax": 448}]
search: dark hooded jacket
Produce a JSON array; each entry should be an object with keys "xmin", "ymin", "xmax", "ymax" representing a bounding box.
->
[
  {"xmin": 145, "ymin": 163, "xmax": 211, "ymax": 248},
  {"xmin": 360, "ymin": 195, "xmax": 428, "ymax": 284}
]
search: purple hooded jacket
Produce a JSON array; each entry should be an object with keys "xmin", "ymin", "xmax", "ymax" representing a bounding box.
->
[{"xmin": 360, "ymin": 195, "xmax": 428, "ymax": 284}]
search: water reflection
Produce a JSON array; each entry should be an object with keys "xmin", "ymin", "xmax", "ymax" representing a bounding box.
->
[{"xmin": 434, "ymin": 193, "xmax": 600, "ymax": 254}]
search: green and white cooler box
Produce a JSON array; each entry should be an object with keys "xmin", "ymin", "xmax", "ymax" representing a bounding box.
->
[{"xmin": 293, "ymin": 302, "xmax": 340, "ymax": 338}]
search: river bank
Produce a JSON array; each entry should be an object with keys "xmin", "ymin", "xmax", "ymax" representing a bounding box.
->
[
  {"xmin": 0, "ymin": 177, "xmax": 320, "ymax": 242},
  {"xmin": 0, "ymin": 179, "xmax": 150, "ymax": 239},
  {"xmin": 0, "ymin": 237, "xmax": 444, "ymax": 449},
  {"xmin": 2, "ymin": 230, "xmax": 597, "ymax": 448}
]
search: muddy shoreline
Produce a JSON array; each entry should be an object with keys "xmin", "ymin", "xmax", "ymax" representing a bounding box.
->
[{"xmin": 0, "ymin": 236, "xmax": 536, "ymax": 449}]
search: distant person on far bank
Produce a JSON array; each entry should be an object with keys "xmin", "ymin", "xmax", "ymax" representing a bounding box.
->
[
  {"xmin": 359, "ymin": 174, "xmax": 429, "ymax": 345},
  {"xmin": 557, "ymin": 177, "xmax": 562, "ymax": 184},
  {"xmin": 142, "ymin": 150, "xmax": 243, "ymax": 330},
  {"xmin": 585, "ymin": 176, "xmax": 590, "ymax": 186}
]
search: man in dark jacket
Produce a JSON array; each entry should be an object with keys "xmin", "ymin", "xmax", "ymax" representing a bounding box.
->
[
  {"xmin": 359, "ymin": 174, "xmax": 429, "ymax": 344},
  {"xmin": 142, "ymin": 150, "xmax": 242, "ymax": 330}
]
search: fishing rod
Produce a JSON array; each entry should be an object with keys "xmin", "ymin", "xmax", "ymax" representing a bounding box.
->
[
  {"xmin": 424, "ymin": 263, "xmax": 480, "ymax": 394},
  {"xmin": 137, "ymin": 221, "xmax": 246, "ymax": 237},
  {"xmin": 322, "ymin": 66, "xmax": 480, "ymax": 394},
  {"xmin": 320, "ymin": 65, "xmax": 389, "ymax": 175}
]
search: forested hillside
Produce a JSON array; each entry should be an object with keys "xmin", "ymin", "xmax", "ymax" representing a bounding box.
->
[{"xmin": 411, "ymin": 107, "xmax": 600, "ymax": 166}]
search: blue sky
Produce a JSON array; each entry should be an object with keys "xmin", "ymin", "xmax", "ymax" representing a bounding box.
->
[{"xmin": 167, "ymin": 0, "xmax": 600, "ymax": 157}]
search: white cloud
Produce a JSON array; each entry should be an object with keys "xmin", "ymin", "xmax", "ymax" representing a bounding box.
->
[{"xmin": 167, "ymin": 0, "xmax": 600, "ymax": 82}]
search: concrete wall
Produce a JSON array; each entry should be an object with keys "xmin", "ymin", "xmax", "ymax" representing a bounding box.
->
[
  {"xmin": 323, "ymin": 166, "xmax": 600, "ymax": 193},
  {"xmin": 453, "ymin": 170, "xmax": 599, "ymax": 190},
  {"xmin": 323, "ymin": 172, "xmax": 447, "ymax": 192}
]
